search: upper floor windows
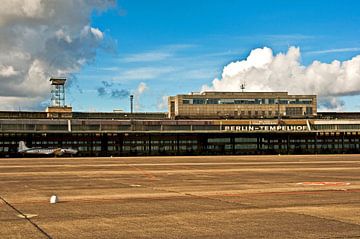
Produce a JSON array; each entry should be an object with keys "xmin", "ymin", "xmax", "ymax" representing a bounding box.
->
[{"xmin": 182, "ymin": 98, "xmax": 313, "ymax": 105}]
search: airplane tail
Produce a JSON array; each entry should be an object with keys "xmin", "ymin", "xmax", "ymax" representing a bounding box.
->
[{"xmin": 18, "ymin": 141, "xmax": 29, "ymax": 152}]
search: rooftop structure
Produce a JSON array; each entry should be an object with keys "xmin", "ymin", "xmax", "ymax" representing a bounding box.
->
[
  {"xmin": 168, "ymin": 91, "xmax": 317, "ymax": 119},
  {"xmin": 46, "ymin": 78, "xmax": 72, "ymax": 118}
]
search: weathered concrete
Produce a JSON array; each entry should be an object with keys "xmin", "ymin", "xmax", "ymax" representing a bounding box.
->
[{"xmin": 0, "ymin": 155, "xmax": 359, "ymax": 238}]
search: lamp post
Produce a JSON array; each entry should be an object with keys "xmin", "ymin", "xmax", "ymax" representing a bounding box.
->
[{"xmin": 130, "ymin": 95, "xmax": 134, "ymax": 114}]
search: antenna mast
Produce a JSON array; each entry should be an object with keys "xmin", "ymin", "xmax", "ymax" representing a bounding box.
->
[{"xmin": 240, "ymin": 82, "xmax": 246, "ymax": 92}]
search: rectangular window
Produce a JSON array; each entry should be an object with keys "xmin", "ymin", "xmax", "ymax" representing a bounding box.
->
[
  {"xmin": 279, "ymin": 99, "xmax": 289, "ymax": 104},
  {"xmin": 206, "ymin": 99, "xmax": 219, "ymax": 104},
  {"xmin": 193, "ymin": 99, "xmax": 205, "ymax": 104},
  {"xmin": 219, "ymin": 99, "xmax": 235, "ymax": 104},
  {"xmin": 306, "ymin": 107, "xmax": 313, "ymax": 115},
  {"xmin": 299, "ymin": 99, "xmax": 313, "ymax": 104},
  {"xmin": 182, "ymin": 99, "xmax": 190, "ymax": 104},
  {"xmin": 286, "ymin": 107, "xmax": 303, "ymax": 116}
]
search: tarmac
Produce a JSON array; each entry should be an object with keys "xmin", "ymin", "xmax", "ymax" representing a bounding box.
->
[{"xmin": 0, "ymin": 154, "xmax": 359, "ymax": 238}]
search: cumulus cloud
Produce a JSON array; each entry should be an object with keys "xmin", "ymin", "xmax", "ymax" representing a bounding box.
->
[
  {"xmin": 0, "ymin": 65, "xmax": 19, "ymax": 77},
  {"xmin": 202, "ymin": 46, "xmax": 360, "ymax": 110},
  {"xmin": 0, "ymin": 0, "xmax": 115, "ymax": 110}
]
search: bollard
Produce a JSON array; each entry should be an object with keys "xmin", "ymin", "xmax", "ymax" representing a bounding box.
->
[{"xmin": 50, "ymin": 195, "xmax": 58, "ymax": 204}]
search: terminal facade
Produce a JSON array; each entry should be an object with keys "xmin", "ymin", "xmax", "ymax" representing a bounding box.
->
[
  {"xmin": 1, "ymin": 110, "xmax": 360, "ymax": 157},
  {"xmin": 1, "ymin": 82, "xmax": 360, "ymax": 157},
  {"xmin": 168, "ymin": 92, "xmax": 317, "ymax": 119}
]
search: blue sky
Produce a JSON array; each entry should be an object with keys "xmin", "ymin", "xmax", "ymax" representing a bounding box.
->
[{"xmin": 69, "ymin": 0, "xmax": 360, "ymax": 112}]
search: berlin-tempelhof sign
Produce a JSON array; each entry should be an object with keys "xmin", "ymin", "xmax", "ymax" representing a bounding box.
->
[{"xmin": 223, "ymin": 125, "xmax": 308, "ymax": 132}]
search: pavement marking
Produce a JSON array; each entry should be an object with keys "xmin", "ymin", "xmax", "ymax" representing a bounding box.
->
[
  {"xmin": 0, "ymin": 195, "xmax": 52, "ymax": 239},
  {"xmin": 297, "ymin": 182, "xmax": 351, "ymax": 186},
  {"xmin": 17, "ymin": 214, "xmax": 38, "ymax": 219}
]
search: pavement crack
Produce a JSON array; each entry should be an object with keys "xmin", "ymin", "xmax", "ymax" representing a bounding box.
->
[{"xmin": 0, "ymin": 195, "xmax": 52, "ymax": 239}]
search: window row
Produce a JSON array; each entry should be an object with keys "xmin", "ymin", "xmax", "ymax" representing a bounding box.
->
[{"xmin": 183, "ymin": 98, "xmax": 313, "ymax": 105}]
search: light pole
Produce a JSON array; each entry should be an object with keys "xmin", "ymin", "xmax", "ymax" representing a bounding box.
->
[{"xmin": 130, "ymin": 95, "xmax": 134, "ymax": 114}]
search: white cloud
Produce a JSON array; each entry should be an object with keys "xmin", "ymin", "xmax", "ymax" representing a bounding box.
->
[
  {"xmin": 134, "ymin": 82, "xmax": 148, "ymax": 111},
  {"xmin": 202, "ymin": 46, "xmax": 360, "ymax": 110},
  {"xmin": 0, "ymin": 0, "xmax": 45, "ymax": 25},
  {"xmin": 0, "ymin": 0, "xmax": 114, "ymax": 110},
  {"xmin": 90, "ymin": 27, "xmax": 104, "ymax": 40},
  {"xmin": 0, "ymin": 65, "xmax": 18, "ymax": 77},
  {"xmin": 136, "ymin": 82, "xmax": 148, "ymax": 95},
  {"xmin": 0, "ymin": 96, "xmax": 44, "ymax": 110}
]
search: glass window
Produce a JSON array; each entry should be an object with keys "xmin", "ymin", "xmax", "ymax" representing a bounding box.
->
[
  {"xmin": 193, "ymin": 99, "xmax": 205, "ymax": 104},
  {"xmin": 286, "ymin": 107, "xmax": 303, "ymax": 116},
  {"xmin": 206, "ymin": 99, "xmax": 219, "ymax": 104},
  {"xmin": 306, "ymin": 107, "xmax": 313, "ymax": 115}
]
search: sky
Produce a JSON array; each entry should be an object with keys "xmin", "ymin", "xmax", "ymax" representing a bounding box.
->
[{"xmin": 1, "ymin": 0, "xmax": 360, "ymax": 112}]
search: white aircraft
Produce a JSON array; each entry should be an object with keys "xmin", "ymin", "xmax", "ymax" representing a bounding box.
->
[{"xmin": 18, "ymin": 141, "xmax": 78, "ymax": 156}]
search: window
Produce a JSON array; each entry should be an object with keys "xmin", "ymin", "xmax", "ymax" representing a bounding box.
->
[
  {"xmin": 279, "ymin": 99, "xmax": 289, "ymax": 104},
  {"xmin": 219, "ymin": 99, "xmax": 234, "ymax": 104},
  {"xmin": 286, "ymin": 107, "xmax": 303, "ymax": 116},
  {"xmin": 206, "ymin": 99, "xmax": 219, "ymax": 104},
  {"xmin": 306, "ymin": 107, "xmax": 313, "ymax": 115},
  {"xmin": 299, "ymin": 99, "xmax": 313, "ymax": 104},
  {"xmin": 182, "ymin": 100, "xmax": 190, "ymax": 104},
  {"xmin": 193, "ymin": 99, "xmax": 205, "ymax": 104}
]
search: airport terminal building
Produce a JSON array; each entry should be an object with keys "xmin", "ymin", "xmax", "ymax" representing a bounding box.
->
[
  {"xmin": 0, "ymin": 79, "xmax": 359, "ymax": 157},
  {"xmin": 1, "ymin": 89, "xmax": 360, "ymax": 157}
]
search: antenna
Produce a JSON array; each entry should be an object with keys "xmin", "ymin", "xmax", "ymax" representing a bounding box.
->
[{"xmin": 240, "ymin": 82, "xmax": 246, "ymax": 92}]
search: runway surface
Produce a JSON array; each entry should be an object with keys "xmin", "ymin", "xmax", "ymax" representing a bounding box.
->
[{"xmin": 0, "ymin": 155, "xmax": 359, "ymax": 238}]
